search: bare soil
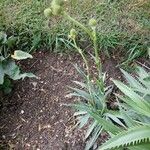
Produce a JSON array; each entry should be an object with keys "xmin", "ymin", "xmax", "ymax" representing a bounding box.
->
[{"xmin": 0, "ymin": 51, "xmax": 123, "ymax": 150}]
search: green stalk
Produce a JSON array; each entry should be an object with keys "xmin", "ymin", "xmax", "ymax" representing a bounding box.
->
[
  {"xmin": 92, "ymin": 28, "xmax": 102, "ymax": 77},
  {"xmin": 63, "ymin": 12, "xmax": 102, "ymax": 78},
  {"xmin": 63, "ymin": 12, "xmax": 93, "ymax": 40},
  {"xmin": 73, "ymin": 39, "xmax": 95, "ymax": 105},
  {"xmin": 73, "ymin": 39, "xmax": 90, "ymax": 79},
  {"xmin": 63, "ymin": 11, "xmax": 103, "ymax": 105}
]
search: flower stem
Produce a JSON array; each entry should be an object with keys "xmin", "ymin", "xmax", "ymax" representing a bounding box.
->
[
  {"xmin": 92, "ymin": 28, "xmax": 102, "ymax": 77},
  {"xmin": 63, "ymin": 12, "xmax": 93, "ymax": 40},
  {"xmin": 73, "ymin": 39, "xmax": 90, "ymax": 79},
  {"xmin": 73, "ymin": 39, "xmax": 95, "ymax": 105}
]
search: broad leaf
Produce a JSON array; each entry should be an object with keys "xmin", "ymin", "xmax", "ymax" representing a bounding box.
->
[{"xmin": 11, "ymin": 50, "xmax": 33, "ymax": 60}]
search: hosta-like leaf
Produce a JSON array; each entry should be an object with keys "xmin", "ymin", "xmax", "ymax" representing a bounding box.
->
[
  {"xmin": 99, "ymin": 125, "xmax": 150, "ymax": 150},
  {"xmin": 3, "ymin": 60, "xmax": 17, "ymax": 76},
  {"xmin": 3, "ymin": 60, "xmax": 36, "ymax": 80},
  {"xmin": 11, "ymin": 50, "xmax": 33, "ymax": 60},
  {"xmin": 12, "ymin": 72, "xmax": 36, "ymax": 80}
]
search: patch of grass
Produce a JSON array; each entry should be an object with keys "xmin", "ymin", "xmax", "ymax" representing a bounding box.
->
[
  {"xmin": 94, "ymin": 0, "xmax": 150, "ymax": 61},
  {"xmin": 0, "ymin": 0, "xmax": 149, "ymax": 61},
  {"xmin": 0, "ymin": 0, "xmax": 52, "ymax": 52}
]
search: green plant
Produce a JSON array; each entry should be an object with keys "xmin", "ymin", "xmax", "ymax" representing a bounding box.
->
[
  {"xmin": 45, "ymin": 1, "xmax": 150, "ymax": 149},
  {"xmin": 0, "ymin": 31, "xmax": 36, "ymax": 93},
  {"xmin": 99, "ymin": 66, "xmax": 150, "ymax": 150},
  {"xmin": 69, "ymin": 65, "xmax": 125, "ymax": 150},
  {"xmin": 44, "ymin": 1, "xmax": 124, "ymax": 149}
]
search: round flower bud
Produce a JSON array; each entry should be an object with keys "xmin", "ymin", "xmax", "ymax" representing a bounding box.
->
[
  {"xmin": 89, "ymin": 18, "xmax": 97, "ymax": 27},
  {"xmin": 69, "ymin": 28, "xmax": 77, "ymax": 39},
  {"xmin": 52, "ymin": 0, "xmax": 64, "ymax": 6},
  {"xmin": 44, "ymin": 8, "xmax": 52, "ymax": 18},
  {"xmin": 52, "ymin": 4, "xmax": 62, "ymax": 15}
]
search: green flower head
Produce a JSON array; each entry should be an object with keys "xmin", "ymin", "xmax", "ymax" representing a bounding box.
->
[
  {"xmin": 52, "ymin": 4, "xmax": 62, "ymax": 16},
  {"xmin": 89, "ymin": 18, "xmax": 97, "ymax": 27},
  {"xmin": 44, "ymin": 8, "xmax": 52, "ymax": 18},
  {"xmin": 68, "ymin": 28, "xmax": 77, "ymax": 40},
  {"xmin": 51, "ymin": 0, "xmax": 64, "ymax": 16},
  {"xmin": 51, "ymin": 0, "xmax": 64, "ymax": 6}
]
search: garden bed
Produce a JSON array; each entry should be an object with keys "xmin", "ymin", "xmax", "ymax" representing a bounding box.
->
[{"xmin": 0, "ymin": 51, "xmax": 122, "ymax": 150}]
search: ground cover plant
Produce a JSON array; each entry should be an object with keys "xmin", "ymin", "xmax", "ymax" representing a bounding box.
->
[{"xmin": 44, "ymin": 0, "xmax": 150, "ymax": 149}]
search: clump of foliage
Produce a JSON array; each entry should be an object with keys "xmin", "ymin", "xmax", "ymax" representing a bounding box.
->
[
  {"xmin": 0, "ymin": 32, "xmax": 36, "ymax": 93},
  {"xmin": 100, "ymin": 66, "xmax": 150, "ymax": 150},
  {"xmin": 44, "ymin": 0, "xmax": 150, "ymax": 149}
]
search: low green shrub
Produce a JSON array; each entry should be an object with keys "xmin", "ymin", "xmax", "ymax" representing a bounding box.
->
[{"xmin": 0, "ymin": 32, "xmax": 36, "ymax": 93}]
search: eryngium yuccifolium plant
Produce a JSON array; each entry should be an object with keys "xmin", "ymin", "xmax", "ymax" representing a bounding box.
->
[
  {"xmin": 44, "ymin": 0, "xmax": 101, "ymax": 77},
  {"xmin": 44, "ymin": 1, "xmax": 106, "ymax": 149}
]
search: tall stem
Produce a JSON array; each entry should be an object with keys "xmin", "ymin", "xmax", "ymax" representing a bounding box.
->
[
  {"xmin": 73, "ymin": 39, "xmax": 94, "ymax": 105},
  {"xmin": 92, "ymin": 28, "xmax": 102, "ymax": 77},
  {"xmin": 73, "ymin": 39, "xmax": 90, "ymax": 79},
  {"xmin": 63, "ymin": 11, "xmax": 103, "ymax": 103},
  {"xmin": 63, "ymin": 11, "xmax": 102, "ymax": 78},
  {"xmin": 63, "ymin": 12, "xmax": 93, "ymax": 40}
]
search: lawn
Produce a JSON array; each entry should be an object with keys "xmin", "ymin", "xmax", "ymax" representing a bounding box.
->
[{"xmin": 1, "ymin": 0, "xmax": 149, "ymax": 58}]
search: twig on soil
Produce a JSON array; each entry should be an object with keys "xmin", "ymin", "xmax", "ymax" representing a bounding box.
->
[{"xmin": 29, "ymin": 60, "xmax": 40, "ymax": 69}]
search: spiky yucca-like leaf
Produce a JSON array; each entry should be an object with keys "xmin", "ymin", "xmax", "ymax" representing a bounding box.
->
[{"xmin": 99, "ymin": 125, "xmax": 150, "ymax": 150}]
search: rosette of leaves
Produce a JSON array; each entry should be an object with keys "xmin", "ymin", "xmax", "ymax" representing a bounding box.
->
[
  {"xmin": 0, "ymin": 32, "xmax": 36, "ymax": 93},
  {"xmin": 99, "ymin": 66, "xmax": 150, "ymax": 150},
  {"xmin": 68, "ymin": 65, "xmax": 125, "ymax": 150}
]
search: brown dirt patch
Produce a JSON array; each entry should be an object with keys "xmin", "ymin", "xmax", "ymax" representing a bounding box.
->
[{"xmin": 0, "ymin": 51, "xmax": 122, "ymax": 150}]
